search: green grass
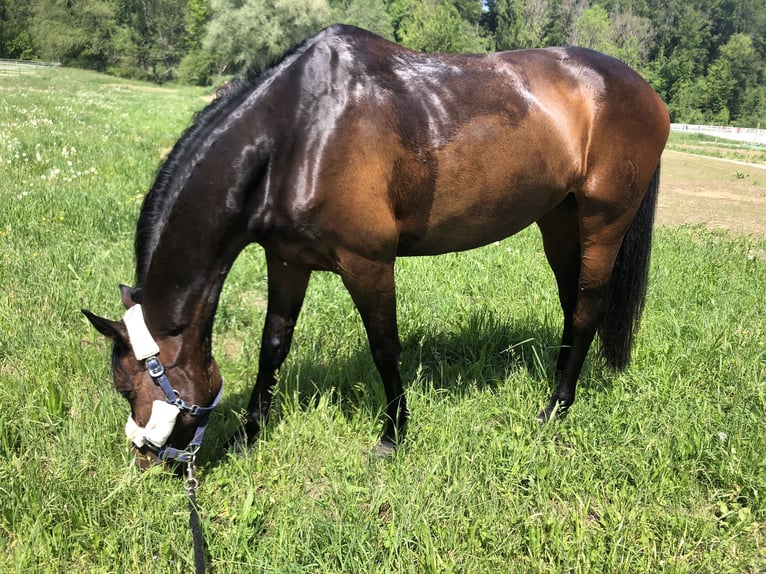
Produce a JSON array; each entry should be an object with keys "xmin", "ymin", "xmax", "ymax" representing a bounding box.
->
[
  {"xmin": 667, "ymin": 131, "xmax": 766, "ymax": 165},
  {"xmin": 2, "ymin": 68, "xmax": 765, "ymax": 573}
]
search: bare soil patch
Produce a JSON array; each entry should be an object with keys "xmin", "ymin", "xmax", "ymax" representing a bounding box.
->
[{"xmin": 657, "ymin": 150, "xmax": 766, "ymax": 237}]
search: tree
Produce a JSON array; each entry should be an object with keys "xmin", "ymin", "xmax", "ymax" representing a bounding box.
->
[
  {"xmin": 113, "ymin": 0, "xmax": 189, "ymax": 82},
  {"xmin": 518, "ymin": 0, "xmax": 551, "ymax": 48},
  {"xmin": 483, "ymin": 0, "xmax": 518, "ymax": 50},
  {"xmin": 0, "ymin": 0, "xmax": 35, "ymax": 59},
  {"xmin": 1, "ymin": 0, "xmax": 764, "ymax": 128},
  {"xmin": 611, "ymin": 8, "xmax": 654, "ymax": 69},
  {"xmin": 29, "ymin": 0, "xmax": 118, "ymax": 70},
  {"xmin": 451, "ymin": 0, "xmax": 484, "ymax": 25},
  {"xmin": 738, "ymin": 85, "xmax": 766, "ymax": 128},
  {"xmin": 204, "ymin": 0, "xmax": 332, "ymax": 76},
  {"xmin": 395, "ymin": 0, "xmax": 491, "ymax": 53},
  {"xmin": 331, "ymin": 0, "xmax": 394, "ymax": 40},
  {"xmin": 569, "ymin": 5, "xmax": 614, "ymax": 53},
  {"xmin": 545, "ymin": 0, "xmax": 585, "ymax": 47},
  {"xmin": 178, "ymin": 0, "xmax": 215, "ymax": 85},
  {"xmin": 701, "ymin": 33, "xmax": 760, "ymax": 124}
]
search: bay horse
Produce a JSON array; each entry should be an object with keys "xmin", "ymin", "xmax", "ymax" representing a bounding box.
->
[{"xmin": 83, "ymin": 25, "xmax": 669, "ymax": 464}]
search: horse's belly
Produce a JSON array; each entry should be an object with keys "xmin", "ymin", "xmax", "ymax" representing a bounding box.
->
[
  {"xmin": 395, "ymin": 116, "xmax": 574, "ymax": 255},
  {"xmin": 397, "ymin": 194, "xmax": 551, "ymax": 256}
]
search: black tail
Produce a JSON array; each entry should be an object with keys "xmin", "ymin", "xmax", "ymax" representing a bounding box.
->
[{"xmin": 598, "ymin": 163, "xmax": 661, "ymax": 370}]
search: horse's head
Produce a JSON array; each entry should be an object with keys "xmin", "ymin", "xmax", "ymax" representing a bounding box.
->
[{"xmin": 83, "ymin": 286, "xmax": 223, "ymax": 469}]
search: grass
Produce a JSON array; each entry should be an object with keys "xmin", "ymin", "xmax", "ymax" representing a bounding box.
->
[
  {"xmin": 1, "ymin": 68, "xmax": 765, "ymax": 573},
  {"xmin": 667, "ymin": 131, "xmax": 766, "ymax": 165}
]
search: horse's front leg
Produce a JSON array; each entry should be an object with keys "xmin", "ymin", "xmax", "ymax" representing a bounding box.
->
[
  {"xmin": 339, "ymin": 253, "xmax": 408, "ymax": 455},
  {"xmin": 234, "ymin": 252, "xmax": 310, "ymax": 448}
]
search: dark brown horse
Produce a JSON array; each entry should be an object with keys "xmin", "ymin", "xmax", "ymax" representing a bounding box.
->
[{"xmin": 84, "ymin": 25, "xmax": 669, "ymax": 464}]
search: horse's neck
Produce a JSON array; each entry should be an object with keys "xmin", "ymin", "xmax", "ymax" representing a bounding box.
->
[
  {"xmin": 139, "ymin": 91, "xmax": 277, "ymax": 340},
  {"xmin": 139, "ymin": 185, "xmax": 250, "ymax": 341}
]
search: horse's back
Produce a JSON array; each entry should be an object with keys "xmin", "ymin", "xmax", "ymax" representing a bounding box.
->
[{"xmin": 260, "ymin": 26, "xmax": 668, "ymax": 261}]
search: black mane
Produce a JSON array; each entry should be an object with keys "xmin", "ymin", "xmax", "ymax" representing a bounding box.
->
[
  {"xmin": 133, "ymin": 26, "xmax": 344, "ymax": 285},
  {"xmin": 133, "ymin": 80, "xmax": 252, "ymax": 283}
]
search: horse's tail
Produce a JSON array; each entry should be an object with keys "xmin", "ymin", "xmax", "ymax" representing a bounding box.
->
[{"xmin": 598, "ymin": 162, "xmax": 661, "ymax": 370}]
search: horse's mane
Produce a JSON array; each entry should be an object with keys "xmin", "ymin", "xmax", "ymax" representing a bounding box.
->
[{"xmin": 133, "ymin": 27, "xmax": 342, "ymax": 285}]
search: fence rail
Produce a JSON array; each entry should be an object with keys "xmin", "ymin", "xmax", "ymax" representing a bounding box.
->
[
  {"xmin": 0, "ymin": 59, "xmax": 61, "ymax": 76},
  {"xmin": 671, "ymin": 123, "xmax": 766, "ymax": 145}
]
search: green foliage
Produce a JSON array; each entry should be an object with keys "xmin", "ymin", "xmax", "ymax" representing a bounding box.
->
[
  {"xmin": 177, "ymin": 48, "xmax": 215, "ymax": 86},
  {"xmin": 2, "ymin": 69, "xmax": 766, "ymax": 572},
  {"xmin": 114, "ymin": 0, "xmax": 190, "ymax": 83},
  {"xmin": 1, "ymin": 0, "xmax": 766, "ymax": 121},
  {"xmin": 332, "ymin": 0, "xmax": 394, "ymax": 40},
  {"xmin": 489, "ymin": 0, "xmax": 551, "ymax": 50},
  {"xmin": 0, "ymin": 0, "xmax": 35, "ymax": 59},
  {"xmin": 394, "ymin": 0, "xmax": 491, "ymax": 53},
  {"xmin": 570, "ymin": 5, "xmax": 613, "ymax": 53},
  {"xmin": 177, "ymin": 0, "xmax": 215, "ymax": 84},
  {"xmin": 185, "ymin": 0, "xmax": 210, "ymax": 51},
  {"xmin": 28, "ymin": 0, "xmax": 119, "ymax": 70},
  {"xmin": 204, "ymin": 0, "xmax": 332, "ymax": 75}
]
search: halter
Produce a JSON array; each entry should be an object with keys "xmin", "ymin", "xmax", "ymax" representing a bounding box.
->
[{"xmin": 123, "ymin": 304, "xmax": 223, "ymax": 463}]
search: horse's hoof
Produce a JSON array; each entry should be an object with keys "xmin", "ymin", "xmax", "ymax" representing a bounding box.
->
[
  {"xmin": 373, "ymin": 440, "xmax": 397, "ymax": 458},
  {"xmin": 225, "ymin": 432, "xmax": 256, "ymax": 456},
  {"xmin": 536, "ymin": 402, "xmax": 568, "ymax": 423}
]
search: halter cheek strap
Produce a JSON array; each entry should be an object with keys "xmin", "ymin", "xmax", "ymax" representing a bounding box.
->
[
  {"xmin": 123, "ymin": 304, "xmax": 160, "ymax": 360},
  {"xmin": 123, "ymin": 304, "xmax": 223, "ymax": 463}
]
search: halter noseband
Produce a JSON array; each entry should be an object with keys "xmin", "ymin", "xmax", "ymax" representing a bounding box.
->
[{"xmin": 123, "ymin": 304, "xmax": 223, "ymax": 463}]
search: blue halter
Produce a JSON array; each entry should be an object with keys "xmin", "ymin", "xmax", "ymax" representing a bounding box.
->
[{"xmin": 144, "ymin": 355, "xmax": 223, "ymax": 463}]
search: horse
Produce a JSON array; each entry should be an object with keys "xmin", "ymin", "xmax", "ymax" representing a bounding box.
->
[{"xmin": 83, "ymin": 24, "xmax": 669, "ymax": 466}]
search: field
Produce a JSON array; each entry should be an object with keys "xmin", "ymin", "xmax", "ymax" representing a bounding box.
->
[{"xmin": 1, "ymin": 68, "xmax": 765, "ymax": 573}]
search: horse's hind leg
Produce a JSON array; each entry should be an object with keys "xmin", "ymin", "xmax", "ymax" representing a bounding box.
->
[
  {"xmin": 236, "ymin": 251, "xmax": 311, "ymax": 446},
  {"xmin": 537, "ymin": 171, "xmax": 642, "ymax": 420},
  {"xmin": 537, "ymin": 194, "xmax": 581, "ymax": 383},
  {"xmin": 337, "ymin": 252, "xmax": 407, "ymax": 454}
]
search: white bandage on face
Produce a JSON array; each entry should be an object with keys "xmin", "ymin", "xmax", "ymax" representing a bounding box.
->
[
  {"xmin": 121, "ymin": 305, "xmax": 181, "ymax": 449},
  {"xmin": 125, "ymin": 416, "xmax": 146, "ymax": 448},
  {"xmin": 123, "ymin": 304, "xmax": 160, "ymax": 361},
  {"xmin": 125, "ymin": 400, "xmax": 181, "ymax": 449}
]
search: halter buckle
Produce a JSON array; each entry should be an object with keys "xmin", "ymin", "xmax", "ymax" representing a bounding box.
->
[{"xmin": 145, "ymin": 356, "xmax": 164, "ymax": 378}]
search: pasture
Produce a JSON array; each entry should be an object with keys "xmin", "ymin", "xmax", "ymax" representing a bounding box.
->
[{"xmin": 1, "ymin": 67, "xmax": 765, "ymax": 573}]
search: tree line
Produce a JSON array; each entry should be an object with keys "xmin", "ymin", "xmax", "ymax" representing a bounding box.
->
[{"xmin": 2, "ymin": 0, "xmax": 765, "ymax": 126}]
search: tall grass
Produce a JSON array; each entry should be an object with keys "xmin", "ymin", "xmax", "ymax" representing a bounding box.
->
[
  {"xmin": 667, "ymin": 131, "xmax": 766, "ymax": 164},
  {"xmin": 1, "ymin": 69, "xmax": 765, "ymax": 573}
]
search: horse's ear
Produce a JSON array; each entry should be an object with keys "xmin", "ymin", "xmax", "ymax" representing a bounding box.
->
[
  {"xmin": 82, "ymin": 309, "xmax": 129, "ymax": 348},
  {"xmin": 119, "ymin": 284, "xmax": 141, "ymax": 308}
]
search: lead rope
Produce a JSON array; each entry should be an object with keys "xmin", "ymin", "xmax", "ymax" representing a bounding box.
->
[{"xmin": 185, "ymin": 459, "xmax": 206, "ymax": 574}]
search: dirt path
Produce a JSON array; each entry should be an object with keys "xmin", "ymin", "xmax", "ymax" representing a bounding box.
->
[{"xmin": 657, "ymin": 150, "xmax": 766, "ymax": 237}]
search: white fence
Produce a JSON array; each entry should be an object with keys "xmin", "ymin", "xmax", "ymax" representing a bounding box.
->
[
  {"xmin": 671, "ymin": 123, "xmax": 766, "ymax": 146},
  {"xmin": 0, "ymin": 59, "xmax": 61, "ymax": 77}
]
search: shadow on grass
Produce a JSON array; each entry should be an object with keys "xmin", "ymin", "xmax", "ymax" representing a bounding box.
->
[{"xmin": 198, "ymin": 309, "xmax": 625, "ymax": 467}]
